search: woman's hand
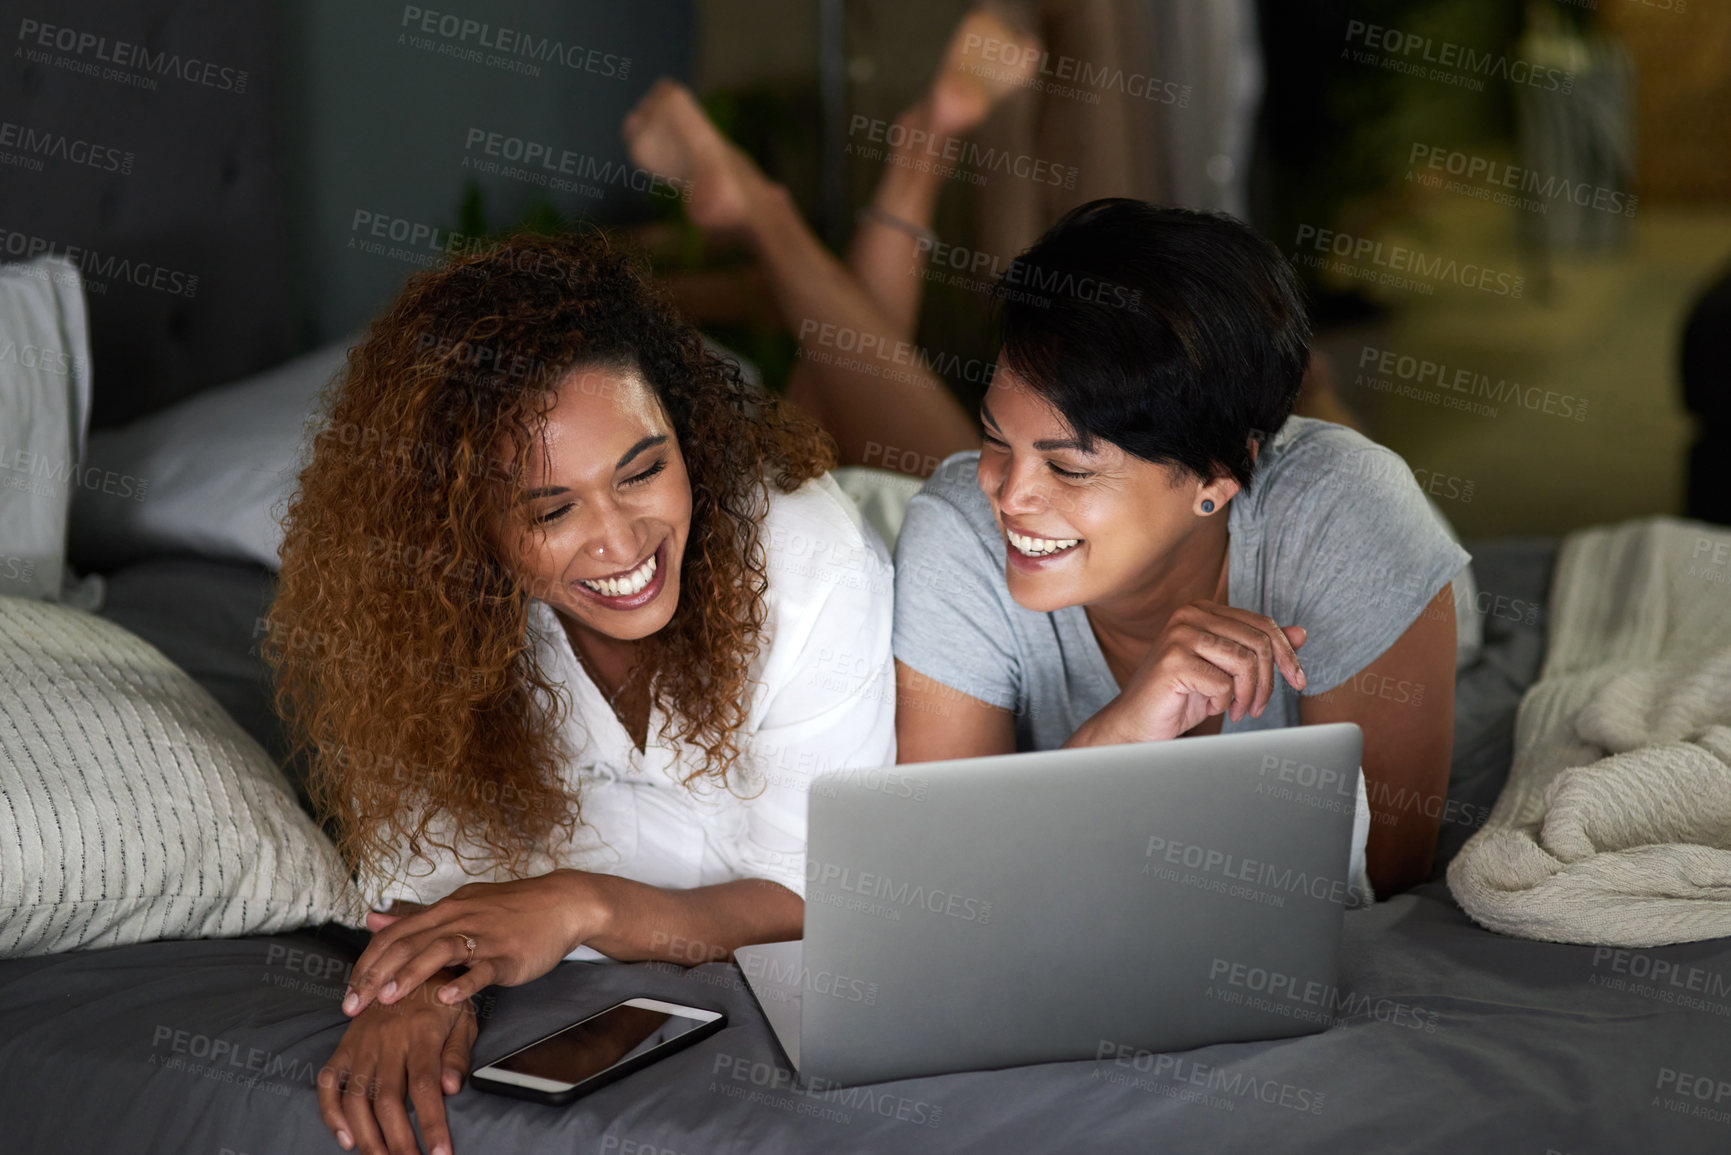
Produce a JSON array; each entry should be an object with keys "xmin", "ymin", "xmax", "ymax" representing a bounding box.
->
[
  {"xmin": 318, "ymin": 972, "xmax": 476, "ymax": 1155},
  {"xmin": 1081, "ymin": 601, "xmax": 1308, "ymax": 745},
  {"xmin": 344, "ymin": 870, "xmax": 611, "ymax": 1017}
]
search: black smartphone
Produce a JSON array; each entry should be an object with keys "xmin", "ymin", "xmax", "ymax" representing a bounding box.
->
[{"xmin": 469, "ymin": 997, "xmax": 726, "ymax": 1105}]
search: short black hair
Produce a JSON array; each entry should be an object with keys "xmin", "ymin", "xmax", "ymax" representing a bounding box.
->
[{"xmin": 992, "ymin": 198, "xmax": 1311, "ymax": 491}]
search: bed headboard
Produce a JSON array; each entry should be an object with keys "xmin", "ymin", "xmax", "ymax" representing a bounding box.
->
[
  {"xmin": 2, "ymin": 0, "xmax": 693, "ymax": 430},
  {"xmin": 2, "ymin": 0, "xmax": 291, "ymax": 428}
]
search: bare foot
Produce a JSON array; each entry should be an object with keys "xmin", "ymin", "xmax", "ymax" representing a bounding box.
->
[
  {"xmin": 622, "ymin": 79, "xmax": 770, "ymax": 233},
  {"xmin": 929, "ymin": 4, "xmax": 1044, "ymax": 140},
  {"xmin": 861, "ymin": 7, "xmax": 1044, "ymax": 227}
]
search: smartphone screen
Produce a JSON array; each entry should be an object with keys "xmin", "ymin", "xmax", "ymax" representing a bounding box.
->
[{"xmin": 490, "ymin": 1001, "xmax": 716, "ymax": 1089}]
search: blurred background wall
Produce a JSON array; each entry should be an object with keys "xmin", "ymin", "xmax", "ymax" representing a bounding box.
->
[
  {"xmin": 4, "ymin": 0, "xmax": 1727, "ymax": 536},
  {"xmin": 677, "ymin": 0, "xmax": 1731, "ymax": 537},
  {"xmin": 278, "ymin": 0, "xmax": 693, "ymax": 347}
]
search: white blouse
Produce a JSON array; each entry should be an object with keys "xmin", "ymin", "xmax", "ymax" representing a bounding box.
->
[{"xmin": 365, "ymin": 473, "xmax": 898, "ymax": 952}]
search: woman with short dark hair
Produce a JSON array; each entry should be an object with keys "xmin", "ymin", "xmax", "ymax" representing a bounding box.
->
[{"xmin": 892, "ymin": 199, "xmax": 1469, "ymax": 900}]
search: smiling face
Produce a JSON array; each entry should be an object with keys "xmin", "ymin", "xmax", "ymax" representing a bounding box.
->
[
  {"xmin": 499, "ymin": 363, "xmax": 693, "ymax": 643},
  {"xmin": 977, "ymin": 362, "xmax": 1241, "ymax": 615}
]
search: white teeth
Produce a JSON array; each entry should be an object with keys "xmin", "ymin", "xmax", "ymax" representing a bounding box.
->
[
  {"xmin": 580, "ymin": 551, "xmax": 657, "ymax": 598},
  {"xmin": 1007, "ymin": 529, "xmax": 1081, "ymax": 557}
]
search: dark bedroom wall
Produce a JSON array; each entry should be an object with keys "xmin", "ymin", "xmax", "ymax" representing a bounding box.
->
[
  {"xmin": 278, "ymin": 0, "xmax": 694, "ymax": 349},
  {"xmin": 0, "ymin": 0, "xmax": 693, "ymax": 426},
  {"xmin": 0, "ymin": 0, "xmax": 291, "ymax": 428}
]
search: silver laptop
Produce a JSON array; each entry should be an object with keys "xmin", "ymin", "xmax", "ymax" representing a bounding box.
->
[{"xmin": 736, "ymin": 723, "xmax": 1364, "ymax": 1086}]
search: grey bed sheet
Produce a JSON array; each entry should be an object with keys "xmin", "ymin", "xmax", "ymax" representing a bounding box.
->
[
  {"xmin": 1431, "ymin": 537, "xmax": 1554, "ymax": 881},
  {"xmin": 20, "ymin": 537, "xmax": 1721, "ymax": 1151},
  {"xmin": 4, "ymin": 894, "xmax": 1731, "ymax": 1154}
]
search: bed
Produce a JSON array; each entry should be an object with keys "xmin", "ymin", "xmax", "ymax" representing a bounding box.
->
[
  {"xmin": 8, "ymin": 539, "xmax": 1730, "ymax": 1154},
  {"xmin": 8, "ymin": 7, "xmax": 1731, "ymax": 1150}
]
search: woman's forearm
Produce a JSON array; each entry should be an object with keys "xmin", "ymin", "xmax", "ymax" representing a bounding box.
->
[
  {"xmin": 571, "ymin": 872, "xmax": 803, "ymax": 963},
  {"xmin": 1062, "ymin": 696, "xmax": 1144, "ymax": 749}
]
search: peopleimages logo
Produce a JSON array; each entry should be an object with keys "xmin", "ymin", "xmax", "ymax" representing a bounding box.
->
[
  {"xmin": 0, "ymin": 337, "xmax": 87, "ymax": 377},
  {"xmin": 0, "ymin": 442, "xmax": 148, "ymax": 502},
  {"xmin": 1292, "ymin": 225, "xmax": 1523, "ymax": 298},
  {"xmin": 0, "ymin": 120, "xmax": 134, "ymax": 175},
  {"xmin": 16, "ymin": 18, "xmax": 250, "ymax": 93},
  {"xmin": 737, "ymin": 949, "xmax": 880, "ymax": 1006},
  {"xmin": 398, "ymin": 5, "xmax": 630, "ymax": 79},
  {"xmin": 1205, "ymin": 958, "xmax": 1443, "ymax": 1034},
  {"xmin": 795, "ymin": 319, "xmax": 998, "ymax": 389},
  {"xmin": 0, "ymin": 231, "xmax": 197, "ymax": 298},
  {"xmin": 710, "ymin": 1054, "xmax": 944, "ymax": 1128},
  {"xmin": 1592, "ymin": 946, "xmax": 1731, "ymax": 1007},
  {"xmin": 1355, "ymin": 345, "xmax": 1588, "ymax": 422},
  {"xmin": 1142, "ymin": 834, "xmax": 1357, "ymax": 906},
  {"xmin": 0, "ymin": 555, "xmax": 36, "ymax": 584},
  {"xmin": 959, "ymin": 34, "xmax": 1192, "ymax": 107},
  {"xmin": 462, "ymin": 127, "xmax": 688, "ymax": 201},
  {"xmin": 1408, "ymin": 143, "xmax": 1637, "ymax": 218},
  {"xmin": 1095, "ymin": 1040, "xmax": 1327, "ymax": 1115},
  {"xmin": 806, "ymin": 860, "xmax": 992, "ymax": 923},
  {"xmin": 1652, "ymin": 1066, "xmax": 1731, "ymax": 1126},
  {"xmin": 1342, "ymin": 20, "xmax": 1573, "ymax": 95},
  {"xmin": 149, "ymin": 1025, "xmax": 321, "ymax": 1097},
  {"xmin": 846, "ymin": 114, "xmax": 1078, "ymax": 190}
]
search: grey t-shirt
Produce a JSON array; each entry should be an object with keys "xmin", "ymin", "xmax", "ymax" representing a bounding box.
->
[{"xmin": 892, "ymin": 416, "xmax": 1472, "ymax": 753}]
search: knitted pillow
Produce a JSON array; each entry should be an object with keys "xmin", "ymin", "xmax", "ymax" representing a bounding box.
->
[{"xmin": 0, "ymin": 596, "xmax": 363, "ymax": 956}]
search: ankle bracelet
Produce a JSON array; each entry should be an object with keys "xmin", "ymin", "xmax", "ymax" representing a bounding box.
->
[{"xmin": 858, "ymin": 204, "xmax": 938, "ymax": 246}]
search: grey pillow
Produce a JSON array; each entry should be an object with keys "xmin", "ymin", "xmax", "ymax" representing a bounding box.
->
[
  {"xmin": 69, "ymin": 342, "xmax": 349, "ymax": 571},
  {"xmin": 0, "ymin": 257, "xmax": 94, "ymax": 602}
]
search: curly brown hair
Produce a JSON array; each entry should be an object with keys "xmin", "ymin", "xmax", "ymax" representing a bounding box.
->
[{"xmin": 266, "ymin": 229, "xmax": 834, "ymax": 892}]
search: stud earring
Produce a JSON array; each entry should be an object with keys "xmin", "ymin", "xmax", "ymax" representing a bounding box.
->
[{"xmin": 1201, "ymin": 499, "xmax": 1215, "ymax": 514}]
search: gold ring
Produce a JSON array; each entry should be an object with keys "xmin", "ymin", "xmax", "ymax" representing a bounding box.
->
[{"xmin": 460, "ymin": 934, "xmax": 477, "ymax": 962}]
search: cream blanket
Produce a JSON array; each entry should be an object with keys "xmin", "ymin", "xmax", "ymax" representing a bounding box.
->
[{"xmin": 1448, "ymin": 517, "xmax": 1731, "ymax": 946}]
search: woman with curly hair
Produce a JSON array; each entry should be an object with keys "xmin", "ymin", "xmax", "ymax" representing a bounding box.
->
[{"xmin": 266, "ymin": 229, "xmax": 893, "ymax": 1155}]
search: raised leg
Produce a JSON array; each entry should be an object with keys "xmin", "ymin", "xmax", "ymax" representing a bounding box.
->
[
  {"xmin": 845, "ymin": 6, "xmax": 1044, "ymax": 340},
  {"xmin": 624, "ymin": 79, "xmax": 976, "ymax": 469}
]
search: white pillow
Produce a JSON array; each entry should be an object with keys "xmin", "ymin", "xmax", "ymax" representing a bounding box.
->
[
  {"xmin": 0, "ymin": 595, "xmax": 365, "ymax": 956},
  {"xmin": 69, "ymin": 342, "xmax": 350, "ymax": 570},
  {"xmin": 831, "ymin": 465, "xmax": 924, "ymax": 551},
  {"xmin": 0, "ymin": 257, "xmax": 93, "ymax": 600}
]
